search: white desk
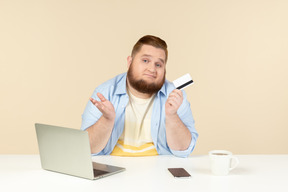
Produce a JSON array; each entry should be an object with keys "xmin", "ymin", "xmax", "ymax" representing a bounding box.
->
[{"xmin": 0, "ymin": 155, "xmax": 288, "ymax": 192}]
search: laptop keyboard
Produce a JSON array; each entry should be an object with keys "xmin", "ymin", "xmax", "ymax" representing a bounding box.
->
[{"xmin": 93, "ymin": 169, "xmax": 109, "ymax": 176}]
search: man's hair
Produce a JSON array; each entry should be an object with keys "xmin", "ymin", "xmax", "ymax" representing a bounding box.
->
[{"xmin": 131, "ymin": 35, "xmax": 168, "ymax": 63}]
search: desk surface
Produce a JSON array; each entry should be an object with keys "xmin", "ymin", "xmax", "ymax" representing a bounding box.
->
[{"xmin": 0, "ymin": 155, "xmax": 288, "ymax": 192}]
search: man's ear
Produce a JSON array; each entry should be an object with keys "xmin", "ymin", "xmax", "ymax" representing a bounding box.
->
[{"xmin": 127, "ymin": 56, "xmax": 132, "ymax": 68}]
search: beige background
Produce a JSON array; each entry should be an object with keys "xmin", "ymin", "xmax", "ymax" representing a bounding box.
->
[{"xmin": 1, "ymin": 0, "xmax": 287, "ymax": 155}]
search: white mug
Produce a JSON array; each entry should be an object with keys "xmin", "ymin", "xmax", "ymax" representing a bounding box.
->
[{"xmin": 209, "ymin": 150, "xmax": 239, "ymax": 176}]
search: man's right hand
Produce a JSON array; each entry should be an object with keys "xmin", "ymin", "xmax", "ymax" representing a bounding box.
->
[{"xmin": 90, "ymin": 93, "xmax": 116, "ymax": 121}]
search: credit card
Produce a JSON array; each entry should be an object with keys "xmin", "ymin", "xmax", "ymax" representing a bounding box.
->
[{"xmin": 173, "ymin": 73, "xmax": 194, "ymax": 90}]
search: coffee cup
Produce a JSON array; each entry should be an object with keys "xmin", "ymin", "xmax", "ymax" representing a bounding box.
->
[{"xmin": 209, "ymin": 150, "xmax": 239, "ymax": 176}]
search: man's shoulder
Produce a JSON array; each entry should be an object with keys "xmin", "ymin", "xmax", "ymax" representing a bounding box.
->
[
  {"xmin": 94, "ymin": 73, "xmax": 127, "ymax": 96},
  {"xmin": 164, "ymin": 79, "xmax": 175, "ymax": 89},
  {"xmin": 97, "ymin": 73, "xmax": 126, "ymax": 88},
  {"xmin": 160, "ymin": 79, "xmax": 175, "ymax": 95}
]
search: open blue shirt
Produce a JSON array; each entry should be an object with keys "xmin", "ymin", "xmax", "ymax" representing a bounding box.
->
[{"xmin": 81, "ymin": 73, "xmax": 198, "ymax": 158}]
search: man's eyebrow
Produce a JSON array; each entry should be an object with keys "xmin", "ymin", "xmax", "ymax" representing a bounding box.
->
[
  {"xmin": 141, "ymin": 54, "xmax": 165, "ymax": 64},
  {"xmin": 141, "ymin": 54, "xmax": 152, "ymax": 58},
  {"xmin": 158, "ymin": 58, "xmax": 165, "ymax": 64}
]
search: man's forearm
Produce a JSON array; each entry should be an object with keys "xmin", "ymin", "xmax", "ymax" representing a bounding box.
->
[
  {"xmin": 165, "ymin": 114, "xmax": 192, "ymax": 151},
  {"xmin": 86, "ymin": 116, "xmax": 115, "ymax": 154}
]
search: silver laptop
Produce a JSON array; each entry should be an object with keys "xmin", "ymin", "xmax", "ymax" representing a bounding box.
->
[{"xmin": 35, "ymin": 123, "xmax": 125, "ymax": 180}]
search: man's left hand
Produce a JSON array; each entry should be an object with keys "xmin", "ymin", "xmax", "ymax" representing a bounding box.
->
[{"xmin": 165, "ymin": 89, "xmax": 183, "ymax": 116}]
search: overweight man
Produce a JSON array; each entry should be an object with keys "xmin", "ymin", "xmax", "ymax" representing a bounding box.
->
[{"xmin": 81, "ymin": 35, "xmax": 198, "ymax": 158}]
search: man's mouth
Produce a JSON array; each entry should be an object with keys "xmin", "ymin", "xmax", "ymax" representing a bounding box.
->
[{"xmin": 143, "ymin": 73, "xmax": 156, "ymax": 79}]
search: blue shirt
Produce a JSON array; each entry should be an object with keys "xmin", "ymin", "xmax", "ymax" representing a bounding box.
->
[{"xmin": 81, "ymin": 73, "xmax": 198, "ymax": 158}]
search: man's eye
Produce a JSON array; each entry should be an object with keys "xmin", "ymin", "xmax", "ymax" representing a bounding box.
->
[
  {"xmin": 143, "ymin": 59, "xmax": 148, "ymax": 63},
  {"xmin": 156, "ymin": 63, "xmax": 161, "ymax": 67}
]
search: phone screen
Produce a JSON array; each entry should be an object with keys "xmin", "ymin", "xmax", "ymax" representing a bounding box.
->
[{"xmin": 168, "ymin": 168, "xmax": 191, "ymax": 178}]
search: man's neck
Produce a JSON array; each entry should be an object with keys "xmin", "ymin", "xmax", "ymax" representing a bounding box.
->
[{"xmin": 126, "ymin": 80, "xmax": 153, "ymax": 99}]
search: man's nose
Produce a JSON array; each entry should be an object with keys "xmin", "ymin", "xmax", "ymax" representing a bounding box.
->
[{"xmin": 147, "ymin": 62, "xmax": 156, "ymax": 72}]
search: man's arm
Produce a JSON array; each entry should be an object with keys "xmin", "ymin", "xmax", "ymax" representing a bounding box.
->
[
  {"xmin": 86, "ymin": 93, "xmax": 115, "ymax": 154},
  {"xmin": 165, "ymin": 89, "xmax": 192, "ymax": 151}
]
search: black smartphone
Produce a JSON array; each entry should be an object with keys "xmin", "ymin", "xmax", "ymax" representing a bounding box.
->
[{"xmin": 168, "ymin": 168, "xmax": 191, "ymax": 178}]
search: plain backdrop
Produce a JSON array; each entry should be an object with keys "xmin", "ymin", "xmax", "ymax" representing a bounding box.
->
[{"xmin": 1, "ymin": 0, "xmax": 287, "ymax": 154}]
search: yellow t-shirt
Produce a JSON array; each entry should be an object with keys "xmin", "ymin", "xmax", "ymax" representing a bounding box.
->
[{"xmin": 111, "ymin": 90, "xmax": 158, "ymax": 156}]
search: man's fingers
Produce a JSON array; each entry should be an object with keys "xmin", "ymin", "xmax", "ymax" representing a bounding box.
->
[
  {"xmin": 90, "ymin": 92, "xmax": 107, "ymax": 104},
  {"xmin": 97, "ymin": 92, "xmax": 107, "ymax": 102},
  {"xmin": 91, "ymin": 99, "xmax": 106, "ymax": 111},
  {"xmin": 166, "ymin": 89, "xmax": 183, "ymax": 109},
  {"xmin": 90, "ymin": 97, "xmax": 96, "ymax": 105},
  {"xmin": 167, "ymin": 97, "xmax": 178, "ymax": 106},
  {"xmin": 167, "ymin": 100, "xmax": 175, "ymax": 107},
  {"xmin": 168, "ymin": 93, "xmax": 181, "ymax": 102},
  {"xmin": 171, "ymin": 89, "xmax": 183, "ymax": 98}
]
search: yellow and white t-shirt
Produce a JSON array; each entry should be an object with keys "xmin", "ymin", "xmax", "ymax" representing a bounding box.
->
[{"xmin": 111, "ymin": 90, "xmax": 158, "ymax": 156}]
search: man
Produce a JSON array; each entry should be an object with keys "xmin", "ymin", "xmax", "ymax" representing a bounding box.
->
[{"xmin": 81, "ymin": 35, "xmax": 198, "ymax": 158}]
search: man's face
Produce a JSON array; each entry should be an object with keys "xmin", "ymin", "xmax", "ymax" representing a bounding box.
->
[{"xmin": 127, "ymin": 45, "xmax": 166, "ymax": 94}]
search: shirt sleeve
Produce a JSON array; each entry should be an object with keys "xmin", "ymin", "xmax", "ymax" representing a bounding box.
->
[{"xmin": 169, "ymin": 90, "xmax": 198, "ymax": 158}]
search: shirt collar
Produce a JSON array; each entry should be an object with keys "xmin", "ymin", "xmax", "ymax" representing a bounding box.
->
[
  {"xmin": 115, "ymin": 73, "xmax": 128, "ymax": 95},
  {"xmin": 158, "ymin": 80, "xmax": 167, "ymax": 96}
]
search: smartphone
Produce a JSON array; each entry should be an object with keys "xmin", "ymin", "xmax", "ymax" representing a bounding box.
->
[{"xmin": 168, "ymin": 168, "xmax": 191, "ymax": 178}]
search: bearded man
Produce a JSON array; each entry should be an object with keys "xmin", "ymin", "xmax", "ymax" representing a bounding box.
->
[{"xmin": 81, "ymin": 35, "xmax": 198, "ymax": 158}]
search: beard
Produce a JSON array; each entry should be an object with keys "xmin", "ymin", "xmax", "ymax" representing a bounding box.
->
[{"xmin": 127, "ymin": 63, "xmax": 165, "ymax": 95}]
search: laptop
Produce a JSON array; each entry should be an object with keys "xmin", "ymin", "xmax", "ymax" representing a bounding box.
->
[{"xmin": 35, "ymin": 123, "xmax": 125, "ymax": 180}]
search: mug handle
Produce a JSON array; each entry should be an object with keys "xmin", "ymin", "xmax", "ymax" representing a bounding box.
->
[{"xmin": 229, "ymin": 156, "xmax": 239, "ymax": 171}]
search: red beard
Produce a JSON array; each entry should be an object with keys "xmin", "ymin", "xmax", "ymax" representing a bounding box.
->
[{"xmin": 127, "ymin": 63, "xmax": 165, "ymax": 94}]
